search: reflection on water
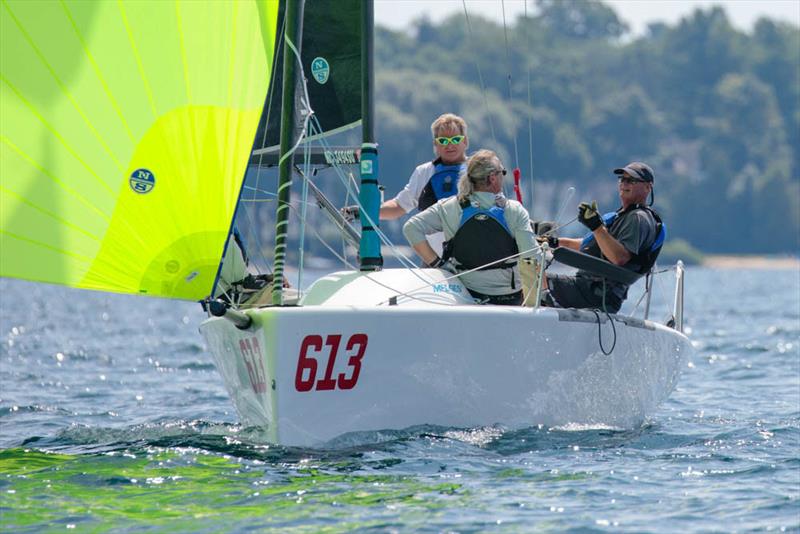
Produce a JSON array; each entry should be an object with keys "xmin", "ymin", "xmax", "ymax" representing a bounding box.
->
[{"xmin": 1, "ymin": 267, "xmax": 798, "ymax": 531}]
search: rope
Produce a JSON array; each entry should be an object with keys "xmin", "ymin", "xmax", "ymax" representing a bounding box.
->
[
  {"xmin": 591, "ymin": 308, "xmax": 617, "ymax": 356},
  {"xmin": 376, "ymin": 243, "xmax": 545, "ymax": 306}
]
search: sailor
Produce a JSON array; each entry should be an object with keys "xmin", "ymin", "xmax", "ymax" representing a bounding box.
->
[
  {"xmin": 343, "ymin": 113, "xmax": 469, "ymax": 255},
  {"xmin": 540, "ymin": 161, "xmax": 665, "ymax": 313},
  {"xmin": 403, "ymin": 149, "xmax": 540, "ymax": 305}
]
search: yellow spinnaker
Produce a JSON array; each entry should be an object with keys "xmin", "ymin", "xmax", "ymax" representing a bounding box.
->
[{"xmin": 0, "ymin": 0, "xmax": 279, "ymax": 300}]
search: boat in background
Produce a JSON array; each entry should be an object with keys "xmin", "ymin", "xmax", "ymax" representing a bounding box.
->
[{"xmin": 1, "ymin": 0, "xmax": 692, "ymax": 447}]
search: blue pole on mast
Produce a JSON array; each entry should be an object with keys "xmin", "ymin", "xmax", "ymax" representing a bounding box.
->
[{"xmin": 358, "ymin": 0, "xmax": 383, "ymax": 271}]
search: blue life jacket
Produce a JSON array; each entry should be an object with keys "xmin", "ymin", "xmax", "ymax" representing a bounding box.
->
[
  {"xmin": 417, "ymin": 160, "xmax": 465, "ymax": 211},
  {"xmin": 580, "ymin": 204, "xmax": 666, "ymax": 275},
  {"xmin": 443, "ymin": 201, "xmax": 519, "ymax": 271}
]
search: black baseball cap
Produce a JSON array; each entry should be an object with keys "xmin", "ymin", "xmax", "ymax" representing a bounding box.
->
[{"xmin": 613, "ymin": 162, "xmax": 654, "ymax": 182}]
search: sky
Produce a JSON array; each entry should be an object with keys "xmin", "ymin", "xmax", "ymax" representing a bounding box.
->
[{"xmin": 374, "ymin": 0, "xmax": 800, "ymax": 36}]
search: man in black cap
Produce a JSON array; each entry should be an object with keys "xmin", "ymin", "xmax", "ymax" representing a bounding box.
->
[{"xmin": 539, "ymin": 161, "xmax": 664, "ymax": 313}]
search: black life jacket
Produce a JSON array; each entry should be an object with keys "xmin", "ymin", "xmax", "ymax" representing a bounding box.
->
[
  {"xmin": 443, "ymin": 200, "xmax": 519, "ymax": 271},
  {"xmin": 580, "ymin": 204, "xmax": 666, "ymax": 275},
  {"xmin": 417, "ymin": 159, "xmax": 465, "ymax": 212}
]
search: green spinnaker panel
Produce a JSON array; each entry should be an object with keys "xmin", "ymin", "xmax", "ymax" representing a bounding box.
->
[{"xmin": 0, "ymin": 0, "xmax": 280, "ymax": 300}]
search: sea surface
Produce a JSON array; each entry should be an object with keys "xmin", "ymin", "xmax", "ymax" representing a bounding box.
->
[{"xmin": 1, "ymin": 267, "xmax": 798, "ymax": 532}]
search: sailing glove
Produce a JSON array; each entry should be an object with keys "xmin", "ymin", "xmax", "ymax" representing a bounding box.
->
[
  {"xmin": 536, "ymin": 235, "xmax": 560, "ymax": 248},
  {"xmin": 427, "ymin": 256, "xmax": 457, "ymax": 274},
  {"xmin": 578, "ymin": 201, "xmax": 603, "ymax": 231},
  {"xmin": 341, "ymin": 205, "xmax": 360, "ymax": 222},
  {"xmin": 531, "ymin": 220, "xmax": 555, "ymax": 235}
]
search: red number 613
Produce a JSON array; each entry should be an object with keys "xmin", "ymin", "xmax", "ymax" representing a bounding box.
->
[{"xmin": 295, "ymin": 333, "xmax": 368, "ymax": 392}]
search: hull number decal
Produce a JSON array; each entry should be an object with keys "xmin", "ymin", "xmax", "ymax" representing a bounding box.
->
[
  {"xmin": 239, "ymin": 337, "xmax": 267, "ymax": 394},
  {"xmin": 295, "ymin": 334, "xmax": 368, "ymax": 392}
]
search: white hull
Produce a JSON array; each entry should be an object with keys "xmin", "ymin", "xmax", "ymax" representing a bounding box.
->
[{"xmin": 200, "ymin": 269, "xmax": 692, "ymax": 446}]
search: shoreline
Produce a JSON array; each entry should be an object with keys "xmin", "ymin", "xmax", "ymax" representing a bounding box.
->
[{"xmin": 701, "ymin": 255, "xmax": 800, "ymax": 270}]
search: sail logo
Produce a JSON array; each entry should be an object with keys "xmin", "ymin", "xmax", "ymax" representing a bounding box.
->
[
  {"xmin": 311, "ymin": 57, "xmax": 330, "ymax": 84},
  {"xmin": 129, "ymin": 168, "xmax": 155, "ymax": 194},
  {"xmin": 324, "ymin": 149, "xmax": 359, "ymax": 165}
]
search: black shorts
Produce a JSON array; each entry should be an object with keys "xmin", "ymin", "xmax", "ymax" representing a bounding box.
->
[{"xmin": 545, "ymin": 274, "xmax": 622, "ymax": 313}]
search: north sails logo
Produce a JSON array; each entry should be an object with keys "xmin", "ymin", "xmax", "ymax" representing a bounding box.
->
[
  {"xmin": 311, "ymin": 57, "xmax": 330, "ymax": 84},
  {"xmin": 129, "ymin": 168, "xmax": 155, "ymax": 194}
]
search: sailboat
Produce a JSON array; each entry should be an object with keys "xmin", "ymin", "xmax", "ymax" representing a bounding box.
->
[{"xmin": 1, "ymin": 0, "xmax": 692, "ymax": 447}]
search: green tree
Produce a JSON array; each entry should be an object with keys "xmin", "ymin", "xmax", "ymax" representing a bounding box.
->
[
  {"xmin": 536, "ymin": 0, "xmax": 627, "ymax": 40},
  {"xmin": 371, "ymin": 2, "xmax": 800, "ymax": 254}
]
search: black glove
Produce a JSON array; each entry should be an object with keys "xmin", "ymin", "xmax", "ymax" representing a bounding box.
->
[
  {"xmin": 426, "ymin": 256, "xmax": 445, "ymax": 268},
  {"xmin": 536, "ymin": 235, "xmax": 559, "ymax": 248},
  {"xmin": 578, "ymin": 201, "xmax": 603, "ymax": 232},
  {"xmin": 428, "ymin": 256, "xmax": 457, "ymax": 273},
  {"xmin": 341, "ymin": 205, "xmax": 360, "ymax": 222},
  {"xmin": 531, "ymin": 220, "xmax": 555, "ymax": 235}
]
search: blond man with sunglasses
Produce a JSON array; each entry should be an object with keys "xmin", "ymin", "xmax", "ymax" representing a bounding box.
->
[{"xmin": 343, "ymin": 113, "xmax": 469, "ymax": 255}]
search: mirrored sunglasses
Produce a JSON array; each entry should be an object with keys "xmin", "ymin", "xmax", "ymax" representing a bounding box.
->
[
  {"xmin": 618, "ymin": 176, "xmax": 646, "ymax": 184},
  {"xmin": 434, "ymin": 135, "xmax": 465, "ymax": 146}
]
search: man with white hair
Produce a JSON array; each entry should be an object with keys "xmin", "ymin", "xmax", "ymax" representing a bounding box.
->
[{"xmin": 344, "ymin": 113, "xmax": 469, "ymax": 255}]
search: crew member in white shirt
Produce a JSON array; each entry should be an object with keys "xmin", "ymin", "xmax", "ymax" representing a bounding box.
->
[{"xmin": 344, "ymin": 113, "xmax": 469, "ymax": 255}]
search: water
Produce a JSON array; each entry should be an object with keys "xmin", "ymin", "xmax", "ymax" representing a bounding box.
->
[{"xmin": 1, "ymin": 268, "xmax": 798, "ymax": 532}]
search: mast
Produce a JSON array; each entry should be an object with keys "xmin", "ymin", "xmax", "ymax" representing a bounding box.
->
[
  {"xmin": 357, "ymin": 0, "xmax": 383, "ymax": 271},
  {"xmin": 272, "ymin": 0, "xmax": 305, "ymax": 304}
]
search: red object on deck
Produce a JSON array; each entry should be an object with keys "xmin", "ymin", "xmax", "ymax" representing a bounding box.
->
[{"xmin": 513, "ymin": 167, "xmax": 523, "ymax": 203}]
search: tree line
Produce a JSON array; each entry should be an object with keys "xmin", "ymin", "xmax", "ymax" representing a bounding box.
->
[{"xmin": 372, "ymin": 0, "xmax": 799, "ymax": 255}]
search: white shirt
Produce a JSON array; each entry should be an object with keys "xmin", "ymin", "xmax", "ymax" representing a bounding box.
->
[{"xmin": 391, "ymin": 161, "xmax": 450, "ymax": 254}]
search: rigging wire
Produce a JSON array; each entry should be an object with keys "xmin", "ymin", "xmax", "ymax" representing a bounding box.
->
[
  {"xmin": 297, "ymin": 133, "xmax": 313, "ymax": 292},
  {"xmin": 524, "ymin": 0, "xmax": 535, "ymax": 212},
  {"xmin": 461, "ymin": 0, "xmax": 498, "ymax": 148},
  {"xmin": 376, "ymin": 242, "xmax": 545, "ymax": 306},
  {"xmin": 500, "ymin": 0, "xmax": 520, "ymax": 167},
  {"xmin": 306, "ymin": 115, "xmax": 429, "ymax": 276},
  {"xmin": 244, "ymin": 11, "xmax": 289, "ymax": 276}
]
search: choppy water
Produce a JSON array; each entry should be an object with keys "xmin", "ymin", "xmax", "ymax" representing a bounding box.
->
[{"xmin": 1, "ymin": 268, "xmax": 798, "ymax": 532}]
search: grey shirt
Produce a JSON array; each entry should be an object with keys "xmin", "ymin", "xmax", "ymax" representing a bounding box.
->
[
  {"xmin": 403, "ymin": 192, "xmax": 540, "ymax": 296},
  {"xmin": 579, "ymin": 207, "xmax": 658, "ymax": 300}
]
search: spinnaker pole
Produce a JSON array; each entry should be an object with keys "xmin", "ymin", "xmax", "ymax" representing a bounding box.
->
[
  {"xmin": 358, "ymin": 0, "xmax": 383, "ymax": 271},
  {"xmin": 272, "ymin": 0, "xmax": 305, "ymax": 304}
]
